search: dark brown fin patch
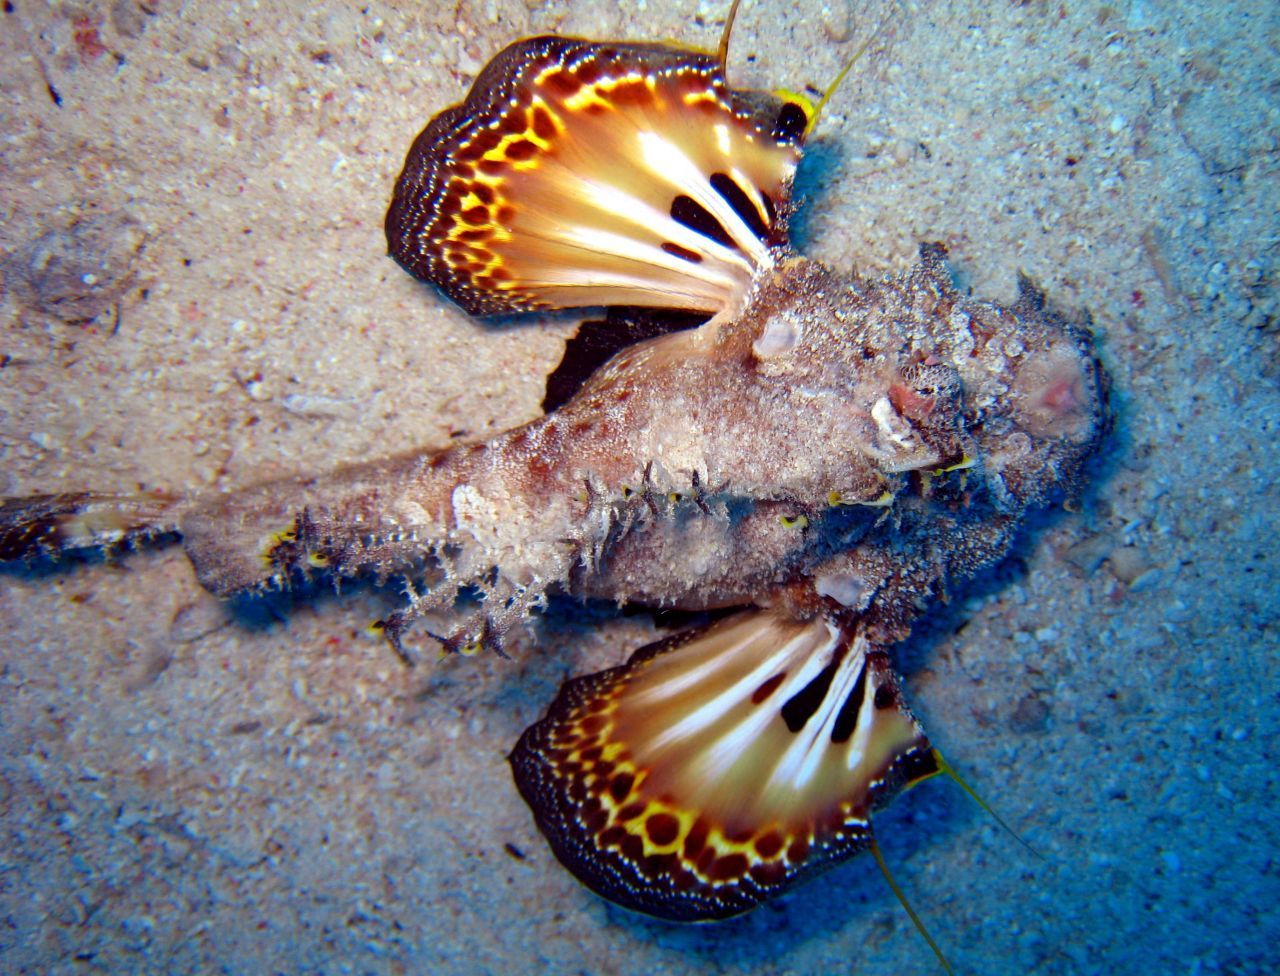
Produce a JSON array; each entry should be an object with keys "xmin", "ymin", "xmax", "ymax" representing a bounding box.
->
[
  {"xmin": 830, "ymin": 659, "xmax": 868, "ymax": 744},
  {"xmin": 660, "ymin": 241, "xmax": 704, "ymax": 264},
  {"xmin": 670, "ymin": 194, "xmax": 737, "ymax": 250},
  {"xmin": 772, "ymin": 102, "xmax": 809, "ymax": 142},
  {"xmin": 542, "ymin": 308, "xmax": 708, "ymax": 414},
  {"xmin": 780, "ymin": 658, "xmax": 838, "ymax": 732},
  {"xmin": 710, "ymin": 172, "xmax": 769, "ymax": 241}
]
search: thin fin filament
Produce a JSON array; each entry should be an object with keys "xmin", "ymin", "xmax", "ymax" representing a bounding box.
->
[
  {"xmin": 805, "ymin": 10, "xmax": 891, "ymax": 137},
  {"xmin": 717, "ymin": 0, "xmax": 743, "ymax": 71},
  {"xmin": 869, "ymin": 837, "xmax": 954, "ymax": 976},
  {"xmin": 934, "ymin": 750, "xmax": 1045, "ymax": 862}
]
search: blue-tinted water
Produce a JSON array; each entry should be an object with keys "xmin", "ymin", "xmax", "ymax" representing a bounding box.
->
[{"xmin": 0, "ymin": 1, "xmax": 1275, "ymax": 974}]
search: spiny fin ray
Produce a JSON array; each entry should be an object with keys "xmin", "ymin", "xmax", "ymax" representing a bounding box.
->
[{"xmin": 870, "ymin": 837, "xmax": 955, "ymax": 976}]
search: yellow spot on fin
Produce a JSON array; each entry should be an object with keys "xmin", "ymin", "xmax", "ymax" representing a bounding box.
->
[
  {"xmin": 830, "ymin": 488, "xmax": 896, "ymax": 508},
  {"xmin": 260, "ymin": 524, "xmax": 298, "ymax": 566},
  {"xmin": 773, "ymin": 87, "xmax": 819, "ymax": 125},
  {"xmin": 858, "ymin": 490, "xmax": 896, "ymax": 508}
]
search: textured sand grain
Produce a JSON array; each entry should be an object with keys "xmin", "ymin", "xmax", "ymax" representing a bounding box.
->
[{"xmin": 1, "ymin": 2, "xmax": 1276, "ymax": 973}]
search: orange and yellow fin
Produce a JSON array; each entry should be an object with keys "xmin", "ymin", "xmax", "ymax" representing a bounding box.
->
[
  {"xmin": 386, "ymin": 36, "xmax": 812, "ymax": 318},
  {"xmin": 509, "ymin": 606, "xmax": 937, "ymax": 920}
]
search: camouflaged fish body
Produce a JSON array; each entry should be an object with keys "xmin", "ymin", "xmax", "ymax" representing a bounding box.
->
[
  {"xmin": 0, "ymin": 26, "xmax": 1108, "ymax": 925},
  {"xmin": 164, "ymin": 249, "xmax": 1097, "ymax": 646}
]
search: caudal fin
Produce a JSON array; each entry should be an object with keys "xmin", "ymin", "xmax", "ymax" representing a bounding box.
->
[{"xmin": 0, "ymin": 492, "xmax": 183, "ymax": 562}]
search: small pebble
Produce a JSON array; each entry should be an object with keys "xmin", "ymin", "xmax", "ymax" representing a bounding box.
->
[
  {"xmin": 14, "ymin": 213, "xmax": 145, "ymax": 324},
  {"xmin": 169, "ymin": 599, "xmax": 226, "ymax": 644},
  {"xmin": 1009, "ymin": 695, "xmax": 1051, "ymax": 734},
  {"xmin": 1127, "ymin": 568, "xmax": 1163, "ymax": 593},
  {"xmin": 1107, "ymin": 546, "xmax": 1152, "ymax": 584},
  {"xmin": 1064, "ymin": 533, "xmax": 1111, "ymax": 574},
  {"xmin": 111, "ymin": 0, "xmax": 154, "ymax": 39},
  {"xmin": 281, "ymin": 393, "xmax": 358, "ymax": 418},
  {"xmin": 820, "ymin": 0, "xmax": 855, "ymax": 42}
]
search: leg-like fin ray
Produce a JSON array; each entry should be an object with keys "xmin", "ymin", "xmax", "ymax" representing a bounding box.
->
[
  {"xmin": 934, "ymin": 750, "xmax": 1045, "ymax": 862},
  {"xmin": 869, "ymin": 837, "xmax": 954, "ymax": 976}
]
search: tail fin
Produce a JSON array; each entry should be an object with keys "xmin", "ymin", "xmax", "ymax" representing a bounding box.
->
[{"xmin": 0, "ymin": 492, "xmax": 183, "ymax": 562}]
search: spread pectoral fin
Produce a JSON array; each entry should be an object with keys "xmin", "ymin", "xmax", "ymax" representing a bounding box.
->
[
  {"xmin": 509, "ymin": 605, "xmax": 938, "ymax": 921},
  {"xmin": 386, "ymin": 36, "xmax": 812, "ymax": 318}
]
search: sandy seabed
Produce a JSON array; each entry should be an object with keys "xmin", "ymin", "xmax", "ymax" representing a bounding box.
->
[{"xmin": 1, "ymin": 1, "xmax": 1276, "ymax": 974}]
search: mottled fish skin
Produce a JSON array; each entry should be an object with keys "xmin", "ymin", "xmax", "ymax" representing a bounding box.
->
[
  {"xmin": 0, "ymin": 251, "xmax": 1102, "ymax": 630},
  {"xmin": 0, "ymin": 240, "xmax": 1107, "ymax": 921}
]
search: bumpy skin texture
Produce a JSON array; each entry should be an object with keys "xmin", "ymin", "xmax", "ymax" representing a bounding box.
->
[
  {"xmin": 0, "ymin": 244, "xmax": 1104, "ymax": 652},
  {"xmin": 162, "ymin": 244, "xmax": 1104, "ymax": 653},
  {"xmin": 0, "ymin": 243, "xmax": 1105, "ymax": 919},
  {"xmin": 499, "ymin": 247, "xmax": 1105, "ymax": 920}
]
